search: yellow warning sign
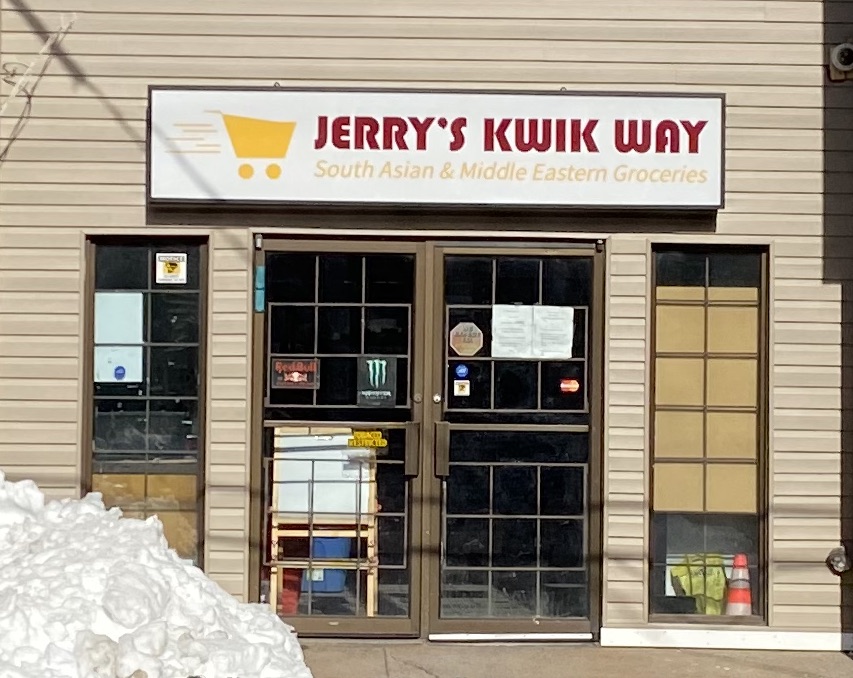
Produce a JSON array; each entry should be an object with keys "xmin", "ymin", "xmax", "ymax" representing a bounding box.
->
[{"xmin": 347, "ymin": 430, "xmax": 388, "ymax": 448}]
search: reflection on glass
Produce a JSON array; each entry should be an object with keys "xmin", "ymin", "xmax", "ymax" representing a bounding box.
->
[
  {"xmin": 266, "ymin": 254, "xmax": 315, "ymax": 303},
  {"xmin": 445, "ymin": 257, "xmax": 492, "ymax": 305},
  {"xmin": 495, "ymin": 257, "xmax": 539, "ymax": 305},
  {"xmin": 266, "ymin": 425, "xmax": 409, "ymax": 618},
  {"xmin": 319, "ymin": 254, "xmax": 362, "ymax": 303},
  {"xmin": 441, "ymin": 430, "xmax": 591, "ymax": 619},
  {"xmin": 317, "ymin": 307, "xmax": 361, "ymax": 354},
  {"xmin": 270, "ymin": 306, "xmax": 315, "ymax": 354}
]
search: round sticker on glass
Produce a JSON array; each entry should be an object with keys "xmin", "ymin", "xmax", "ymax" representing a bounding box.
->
[
  {"xmin": 114, "ymin": 366, "xmax": 126, "ymax": 381},
  {"xmin": 455, "ymin": 364, "xmax": 469, "ymax": 379}
]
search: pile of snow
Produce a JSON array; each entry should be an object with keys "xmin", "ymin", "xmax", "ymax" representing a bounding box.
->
[{"xmin": 0, "ymin": 471, "xmax": 312, "ymax": 678}]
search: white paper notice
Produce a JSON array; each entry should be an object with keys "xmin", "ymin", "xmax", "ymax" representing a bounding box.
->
[
  {"xmin": 94, "ymin": 346, "xmax": 144, "ymax": 383},
  {"xmin": 491, "ymin": 305, "xmax": 534, "ymax": 358},
  {"xmin": 532, "ymin": 306, "xmax": 575, "ymax": 359},
  {"xmin": 94, "ymin": 292, "xmax": 143, "ymax": 345}
]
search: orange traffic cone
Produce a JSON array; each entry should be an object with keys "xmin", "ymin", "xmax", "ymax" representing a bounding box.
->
[{"xmin": 725, "ymin": 553, "xmax": 752, "ymax": 616}]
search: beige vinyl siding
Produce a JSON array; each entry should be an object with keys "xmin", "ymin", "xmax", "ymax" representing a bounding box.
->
[
  {"xmin": 604, "ymin": 238, "xmax": 650, "ymax": 625},
  {"xmin": 0, "ymin": 0, "xmax": 844, "ymax": 627},
  {"xmin": 0, "ymin": 228, "xmax": 83, "ymax": 497},
  {"xmin": 206, "ymin": 229, "xmax": 252, "ymax": 601}
]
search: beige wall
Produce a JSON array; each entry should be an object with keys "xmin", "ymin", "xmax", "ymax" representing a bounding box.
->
[{"xmin": 0, "ymin": 0, "xmax": 847, "ymax": 631}]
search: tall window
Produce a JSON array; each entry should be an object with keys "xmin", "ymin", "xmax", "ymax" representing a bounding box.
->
[
  {"xmin": 649, "ymin": 247, "xmax": 766, "ymax": 620},
  {"xmin": 87, "ymin": 241, "xmax": 205, "ymax": 564}
]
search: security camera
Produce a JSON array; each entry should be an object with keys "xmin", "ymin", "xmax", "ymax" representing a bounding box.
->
[{"xmin": 831, "ymin": 43, "xmax": 853, "ymax": 72}]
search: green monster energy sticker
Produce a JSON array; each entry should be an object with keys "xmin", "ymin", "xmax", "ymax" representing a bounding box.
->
[{"xmin": 357, "ymin": 356, "xmax": 397, "ymax": 407}]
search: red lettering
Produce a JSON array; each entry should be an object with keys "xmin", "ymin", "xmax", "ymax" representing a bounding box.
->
[
  {"xmin": 680, "ymin": 120, "xmax": 708, "ymax": 153},
  {"xmin": 331, "ymin": 116, "xmax": 350, "ymax": 149},
  {"xmin": 554, "ymin": 119, "xmax": 566, "ymax": 152},
  {"xmin": 383, "ymin": 116, "xmax": 408, "ymax": 150},
  {"xmin": 515, "ymin": 119, "xmax": 552, "ymax": 152},
  {"xmin": 615, "ymin": 119, "xmax": 652, "ymax": 153},
  {"xmin": 572, "ymin": 119, "xmax": 599, "ymax": 153},
  {"xmin": 408, "ymin": 116, "xmax": 435, "ymax": 151},
  {"xmin": 484, "ymin": 118, "xmax": 511, "ymax": 151},
  {"xmin": 655, "ymin": 120, "xmax": 680, "ymax": 153},
  {"xmin": 353, "ymin": 117, "xmax": 380, "ymax": 150},
  {"xmin": 449, "ymin": 117, "xmax": 467, "ymax": 151}
]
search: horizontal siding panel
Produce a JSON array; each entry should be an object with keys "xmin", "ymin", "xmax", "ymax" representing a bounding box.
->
[
  {"xmin": 207, "ymin": 486, "xmax": 249, "ymax": 510},
  {"xmin": 0, "ymin": 465, "xmax": 78, "ymax": 487},
  {"xmin": 209, "ymin": 422, "xmax": 248, "ymax": 445},
  {"xmin": 774, "ymin": 474, "xmax": 841, "ymax": 497},
  {"xmin": 607, "ymin": 514, "xmax": 644, "ymax": 539},
  {"xmin": 772, "ymin": 495, "xmax": 840, "ymax": 520},
  {"xmin": 775, "ymin": 345, "xmax": 841, "ymax": 367},
  {"xmin": 5, "ymin": 35, "xmax": 825, "ymax": 66},
  {"xmin": 0, "ymin": 250, "xmax": 81, "ymax": 271},
  {"xmin": 773, "ymin": 409, "xmax": 841, "ymax": 432},
  {"xmin": 0, "ymin": 400, "xmax": 78, "ymax": 423},
  {"xmin": 605, "ymin": 581, "xmax": 645, "ymax": 604},
  {"xmin": 0, "ymin": 12, "xmax": 825, "ymax": 43},
  {"xmin": 211, "ymin": 313, "xmax": 248, "ymax": 336},
  {"xmin": 773, "ymin": 518, "xmax": 841, "ymax": 542},
  {"xmin": 773, "ymin": 540, "xmax": 841, "ymax": 563},
  {"xmin": 0, "ymin": 335, "xmax": 78, "ymax": 358},
  {"xmin": 209, "ymin": 572, "xmax": 245, "ymax": 599},
  {"xmin": 0, "ymin": 448, "xmax": 78, "ymax": 466},
  {"xmin": 212, "ymin": 271, "xmax": 249, "ymax": 293},
  {"xmin": 207, "ymin": 445, "xmax": 249, "ymax": 468},
  {"xmin": 1, "ymin": 185, "xmax": 143, "ymax": 207},
  {"xmin": 209, "ymin": 402, "xmax": 249, "ymax": 424},
  {"xmin": 210, "ymin": 337, "xmax": 249, "ymax": 357},
  {"xmin": 205, "ymin": 551, "xmax": 245, "ymax": 574},
  {"xmin": 0, "ymin": 229, "xmax": 81, "ymax": 249},
  {"xmin": 0, "ymin": 292, "xmax": 80, "ymax": 315},
  {"xmin": 0, "ymin": 206, "xmax": 146, "ymax": 228},
  {"xmin": 607, "ymin": 406, "xmax": 644, "ymax": 429},
  {"xmin": 209, "ymin": 356, "xmax": 249, "ymax": 379},
  {"xmin": 211, "ymin": 293, "xmax": 250, "ymax": 315},
  {"xmin": 4, "ymin": 1, "xmax": 808, "ymax": 21},
  {"xmin": 0, "ymin": 357, "xmax": 78, "ymax": 380},
  {"xmin": 209, "ymin": 508, "xmax": 247, "ymax": 533},
  {"xmin": 604, "ymin": 602, "xmax": 644, "ymax": 625},
  {"xmin": 771, "ymin": 605, "xmax": 840, "ymax": 631},
  {"xmin": 772, "ymin": 562, "xmax": 839, "ymax": 585},
  {"xmin": 772, "ymin": 584, "xmax": 840, "ymax": 608},
  {"xmin": 0, "ymin": 270, "xmax": 80, "ymax": 292},
  {"xmin": 607, "ymin": 384, "xmax": 645, "ymax": 407},
  {"xmin": 0, "ymin": 77, "xmax": 830, "ymax": 109},
  {"xmin": 608, "ymin": 471, "xmax": 644, "ymax": 496},
  {"xmin": 773, "ymin": 386, "xmax": 841, "ymax": 410},
  {"xmin": 773, "ymin": 451, "xmax": 840, "ymax": 474},
  {"xmin": 774, "ymin": 365, "xmax": 845, "ymax": 389},
  {"xmin": 0, "ymin": 314, "xmax": 80, "ymax": 336},
  {"xmin": 0, "ymin": 422, "xmax": 77, "ymax": 445},
  {"xmin": 773, "ymin": 301, "xmax": 840, "ymax": 324},
  {"xmin": 607, "ymin": 450, "xmax": 644, "ymax": 473},
  {"xmin": 607, "ymin": 428, "xmax": 645, "ymax": 451},
  {"xmin": 773, "ymin": 430, "xmax": 840, "ymax": 454},
  {"xmin": 0, "ymin": 379, "xmax": 77, "ymax": 402},
  {"xmin": 606, "ymin": 559, "xmax": 645, "ymax": 582},
  {"xmin": 0, "ymin": 58, "xmax": 823, "ymax": 86}
]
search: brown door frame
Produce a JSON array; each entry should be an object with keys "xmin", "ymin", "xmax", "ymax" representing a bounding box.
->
[
  {"xmin": 248, "ymin": 237, "xmax": 605, "ymax": 639},
  {"xmin": 249, "ymin": 238, "xmax": 427, "ymax": 637},
  {"xmin": 422, "ymin": 242, "xmax": 604, "ymax": 639}
]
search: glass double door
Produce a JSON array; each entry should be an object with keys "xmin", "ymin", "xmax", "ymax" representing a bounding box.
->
[{"xmin": 259, "ymin": 241, "xmax": 600, "ymax": 638}]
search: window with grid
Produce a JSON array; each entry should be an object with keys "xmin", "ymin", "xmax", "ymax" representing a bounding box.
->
[
  {"xmin": 649, "ymin": 247, "xmax": 766, "ymax": 620},
  {"xmin": 88, "ymin": 241, "xmax": 205, "ymax": 564}
]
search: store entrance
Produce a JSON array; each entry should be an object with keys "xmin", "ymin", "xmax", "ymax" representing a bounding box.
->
[{"xmin": 256, "ymin": 240, "xmax": 601, "ymax": 639}]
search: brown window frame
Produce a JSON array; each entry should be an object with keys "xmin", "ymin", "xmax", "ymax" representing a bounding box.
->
[
  {"xmin": 648, "ymin": 244, "xmax": 769, "ymax": 625},
  {"xmin": 81, "ymin": 237, "xmax": 208, "ymax": 568}
]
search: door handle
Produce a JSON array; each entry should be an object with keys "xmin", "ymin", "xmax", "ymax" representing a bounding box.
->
[
  {"xmin": 404, "ymin": 422, "xmax": 420, "ymax": 477},
  {"xmin": 435, "ymin": 421, "xmax": 451, "ymax": 479}
]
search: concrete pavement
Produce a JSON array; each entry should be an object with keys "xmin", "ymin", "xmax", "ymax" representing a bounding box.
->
[{"xmin": 301, "ymin": 641, "xmax": 852, "ymax": 678}]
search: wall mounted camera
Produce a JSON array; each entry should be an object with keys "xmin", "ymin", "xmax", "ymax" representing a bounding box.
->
[
  {"xmin": 826, "ymin": 544, "xmax": 851, "ymax": 576},
  {"xmin": 828, "ymin": 41, "xmax": 853, "ymax": 81}
]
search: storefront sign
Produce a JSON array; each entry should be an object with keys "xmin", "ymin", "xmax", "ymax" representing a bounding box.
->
[
  {"xmin": 148, "ymin": 88, "xmax": 724, "ymax": 209},
  {"xmin": 270, "ymin": 358, "xmax": 319, "ymax": 389},
  {"xmin": 357, "ymin": 356, "xmax": 397, "ymax": 407}
]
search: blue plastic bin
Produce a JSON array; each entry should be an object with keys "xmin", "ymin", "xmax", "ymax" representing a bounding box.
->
[{"xmin": 301, "ymin": 537, "xmax": 351, "ymax": 593}]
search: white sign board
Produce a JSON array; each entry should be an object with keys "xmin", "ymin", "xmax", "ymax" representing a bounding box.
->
[{"xmin": 148, "ymin": 88, "xmax": 724, "ymax": 208}]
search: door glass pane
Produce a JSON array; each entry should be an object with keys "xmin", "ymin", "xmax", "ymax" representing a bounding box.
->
[
  {"xmin": 441, "ymin": 430, "xmax": 591, "ymax": 619},
  {"xmin": 265, "ymin": 423, "xmax": 411, "ymax": 619},
  {"xmin": 265, "ymin": 251, "xmax": 414, "ymax": 422}
]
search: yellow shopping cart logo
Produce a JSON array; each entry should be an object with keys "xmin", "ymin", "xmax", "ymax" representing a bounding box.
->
[{"xmin": 216, "ymin": 112, "xmax": 297, "ymax": 180}]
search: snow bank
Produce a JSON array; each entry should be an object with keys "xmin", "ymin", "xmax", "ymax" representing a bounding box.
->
[{"xmin": 0, "ymin": 471, "xmax": 313, "ymax": 678}]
